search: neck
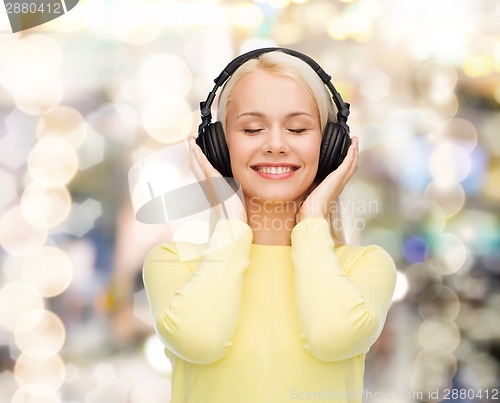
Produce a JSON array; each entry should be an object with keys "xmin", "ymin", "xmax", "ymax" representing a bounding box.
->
[{"xmin": 244, "ymin": 196, "xmax": 304, "ymax": 246}]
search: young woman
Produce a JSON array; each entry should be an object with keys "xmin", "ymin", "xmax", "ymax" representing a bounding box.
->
[{"xmin": 143, "ymin": 49, "xmax": 396, "ymax": 402}]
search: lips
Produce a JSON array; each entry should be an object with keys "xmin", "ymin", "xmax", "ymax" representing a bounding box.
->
[{"xmin": 250, "ymin": 163, "xmax": 300, "ymax": 178}]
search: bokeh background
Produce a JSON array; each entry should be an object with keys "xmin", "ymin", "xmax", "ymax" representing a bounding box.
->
[{"xmin": 1, "ymin": 0, "xmax": 500, "ymax": 402}]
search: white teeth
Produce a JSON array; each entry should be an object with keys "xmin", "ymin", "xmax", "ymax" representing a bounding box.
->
[{"xmin": 256, "ymin": 166, "xmax": 295, "ymax": 174}]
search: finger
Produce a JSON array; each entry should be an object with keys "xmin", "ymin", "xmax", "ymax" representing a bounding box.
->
[
  {"xmin": 188, "ymin": 138, "xmax": 207, "ymax": 181},
  {"xmin": 318, "ymin": 137, "xmax": 358, "ymax": 194},
  {"xmin": 337, "ymin": 144, "xmax": 358, "ymax": 188},
  {"xmin": 344, "ymin": 137, "xmax": 359, "ymax": 179},
  {"xmin": 188, "ymin": 137, "xmax": 243, "ymax": 219},
  {"xmin": 340, "ymin": 136, "xmax": 359, "ymax": 177}
]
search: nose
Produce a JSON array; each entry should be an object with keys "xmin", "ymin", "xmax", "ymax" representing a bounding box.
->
[{"xmin": 261, "ymin": 126, "xmax": 290, "ymax": 155}]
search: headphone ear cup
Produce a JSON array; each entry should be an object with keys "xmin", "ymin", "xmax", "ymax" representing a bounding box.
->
[
  {"xmin": 212, "ymin": 122, "xmax": 232, "ymax": 178},
  {"xmin": 316, "ymin": 122, "xmax": 350, "ymax": 182},
  {"xmin": 196, "ymin": 122, "xmax": 233, "ymax": 178}
]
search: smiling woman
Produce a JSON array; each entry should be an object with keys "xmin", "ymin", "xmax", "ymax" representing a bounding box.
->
[{"xmin": 142, "ymin": 48, "xmax": 397, "ymax": 403}]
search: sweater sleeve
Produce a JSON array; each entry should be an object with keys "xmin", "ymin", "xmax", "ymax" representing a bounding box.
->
[
  {"xmin": 290, "ymin": 218, "xmax": 397, "ymax": 362},
  {"xmin": 142, "ymin": 219, "xmax": 253, "ymax": 364}
]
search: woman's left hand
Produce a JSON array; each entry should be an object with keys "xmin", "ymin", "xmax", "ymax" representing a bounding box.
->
[{"xmin": 296, "ymin": 136, "xmax": 359, "ymax": 223}]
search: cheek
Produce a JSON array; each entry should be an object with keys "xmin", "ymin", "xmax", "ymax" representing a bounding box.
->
[
  {"xmin": 226, "ymin": 135, "xmax": 240, "ymax": 163},
  {"xmin": 302, "ymin": 138, "xmax": 322, "ymax": 166},
  {"xmin": 226, "ymin": 136, "xmax": 248, "ymax": 180},
  {"xmin": 227, "ymin": 134, "xmax": 256, "ymax": 163}
]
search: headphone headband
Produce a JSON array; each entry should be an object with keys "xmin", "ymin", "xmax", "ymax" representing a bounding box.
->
[{"xmin": 198, "ymin": 47, "xmax": 350, "ymax": 137}]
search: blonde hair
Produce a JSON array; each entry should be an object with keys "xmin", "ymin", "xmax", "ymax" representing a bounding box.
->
[
  {"xmin": 217, "ymin": 51, "xmax": 335, "ymax": 133},
  {"xmin": 217, "ymin": 50, "xmax": 346, "ymax": 245}
]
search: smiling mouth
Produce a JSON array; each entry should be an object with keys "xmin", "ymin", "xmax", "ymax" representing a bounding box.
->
[{"xmin": 251, "ymin": 165, "xmax": 300, "ymax": 175}]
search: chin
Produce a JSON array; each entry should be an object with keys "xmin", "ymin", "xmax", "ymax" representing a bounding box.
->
[
  {"xmin": 244, "ymin": 188, "xmax": 307, "ymax": 206},
  {"xmin": 237, "ymin": 171, "xmax": 315, "ymax": 206}
]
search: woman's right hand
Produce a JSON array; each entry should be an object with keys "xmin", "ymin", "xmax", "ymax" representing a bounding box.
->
[{"xmin": 188, "ymin": 136, "xmax": 247, "ymax": 224}]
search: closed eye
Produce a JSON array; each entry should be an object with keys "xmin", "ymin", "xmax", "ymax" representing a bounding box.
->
[
  {"xmin": 243, "ymin": 128, "xmax": 263, "ymax": 134},
  {"xmin": 288, "ymin": 128, "xmax": 307, "ymax": 134}
]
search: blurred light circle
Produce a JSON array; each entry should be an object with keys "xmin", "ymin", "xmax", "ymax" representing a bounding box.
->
[
  {"xmin": 438, "ymin": 118, "xmax": 478, "ymax": 152},
  {"xmin": 292, "ymin": 0, "xmax": 335, "ymax": 33},
  {"xmin": 265, "ymin": 0, "xmax": 290, "ymax": 8},
  {"xmin": 359, "ymin": 70, "xmax": 390, "ymax": 101},
  {"xmin": 0, "ymin": 282, "xmax": 44, "ymax": 332},
  {"xmin": 64, "ymin": 363, "xmax": 80, "ymax": 384},
  {"xmin": 12, "ymin": 384, "xmax": 61, "ymax": 403},
  {"xmin": 495, "ymin": 85, "xmax": 500, "ymax": 105},
  {"xmin": 458, "ymin": 275, "xmax": 487, "ymax": 301},
  {"xmin": 481, "ymin": 112, "xmax": 500, "ymax": 156},
  {"xmin": 464, "ymin": 307, "xmax": 500, "ymax": 343},
  {"xmin": 429, "ymin": 143, "xmax": 471, "ymax": 186},
  {"xmin": 0, "ymin": 206, "xmax": 47, "ymax": 256},
  {"xmin": 0, "ymin": 168, "xmax": 17, "ymax": 209},
  {"xmin": 110, "ymin": 1, "xmax": 162, "ymax": 45},
  {"xmin": 13, "ymin": 77, "xmax": 64, "ymax": 116},
  {"xmin": 427, "ymin": 233, "xmax": 468, "ymax": 276},
  {"xmin": 0, "ymin": 39, "xmax": 39, "ymax": 90},
  {"xmin": 403, "ymin": 264, "xmax": 442, "ymax": 304},
  {"xmin": 424, "ymin": 181, "xmax": 465, "ymax": 217},
  {"xmin": 460, "ymin": 352, "xmax": 499, "ymax": 389},
  {"xmin": 15, "ymin": 309, "xmax": 66, "ymax": 354},
  {"xmin": 76, "ymin": 127, "xmax": 106, "ymax": 171},
  {"xmin": 484, "ymin": 164, "xmax": 500, "ymax": 201},
  {"xmin": 231, "ymin": 3, "xmax": 264, "ymax": 29},
  {"xmin": 22, "ymin": 246, "xmax": 73, "ymax": 297},
  {"xmin": 404, "ymin": 200, "xmax": 446, "ymax": 236},
  {"xmin": 272, "ymin": 23, "xmax": 304, "ymax": 45},
  {"xmin": 27, "ymin": 138, "xmax": 79, "ymax": 187},
  {"xmin": 410, "ymin": 348, "xmax": 456, "ymax": 393},
  {"xmin": 415, "ymin": 60, "xmax": 457, "ymax": 102},
  {"xmin": 327, "ymin": 16, "xmax": 351, "ymax": 41},
  {"xmin": 21, "ymin": 183, "xmax": 72, "ymax": 229},
  {"xmin": 114, "ymin": 79, "xmax": 141, "ymax": 108},
  {"xmin": 450, "ymin": 209, "xmax": 498, "ymax": 257},
  {"xmin": 142, "ymin": 96, "xmax": 192, "ymax": 144},
  {"xmin": 138, "ymin": 54, "xmax": 192, "ymax": 99},
  {"xmin": 326, "ymin": 5, "xmax": 377, "ymax": 41},
  {"xmin": 0, "ymin": 35, "xmax": 62, "ymax": 92},
  {"xmin": 418, "ymin": 285, "xmax": 460, "ymax": 321},
  {"xmin": 403, "ymin": 235, "xmax": 428, "ymax": 264},
  {"xmin": 463, "ymin": 54, "xmax": 494, "ymax": 77},
  {"xmin": 14, "ymin": 348, "xmax": 65, "ymax": 390},
  {"xmin": 36, "ymin": 106, "xmax": 87, "ymax": 149},
  {"xmin": 87, "ymin": 103, "xmax": 138, "ymax": 145},
  {"xmin": 462, "ymin": 145, "xmax": 488, "ymax": 195},
  {"xmin": 45, "ymin": 0, "xmax": 84, "ymax": 33},
  {"xmin": 389, "ymin": 135, "xmax": 433, "ymax": 192},
  {"xmin": 418, "ymin": 94, "xmax": 459, "ymax": 121},
  {"xmin": 418, "ymin": 318, "xmax": 460, "ymax": 352},
  {"xmin": 80, "ymin": 0, "xmax": 108, "ymax": 34}
]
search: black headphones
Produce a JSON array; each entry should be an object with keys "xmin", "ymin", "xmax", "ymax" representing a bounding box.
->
[{"xmin": 196, "ymin": 47, "xmax": 351, "ymax": 182}]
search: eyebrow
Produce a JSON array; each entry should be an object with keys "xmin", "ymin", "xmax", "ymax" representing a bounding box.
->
[{"xmin": 236, "ymin": 112, "xmax": 315, "ymax": 120}]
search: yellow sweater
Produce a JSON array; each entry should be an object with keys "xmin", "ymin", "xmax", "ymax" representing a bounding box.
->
[{"xmin": 143, "ymin": 218, "xmax": 396, "ymax": 403}]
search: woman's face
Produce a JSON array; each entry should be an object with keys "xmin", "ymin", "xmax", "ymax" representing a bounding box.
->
[{"xmin": 225, "ymin": 70, "xmax": 322, "ymax": 206}]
